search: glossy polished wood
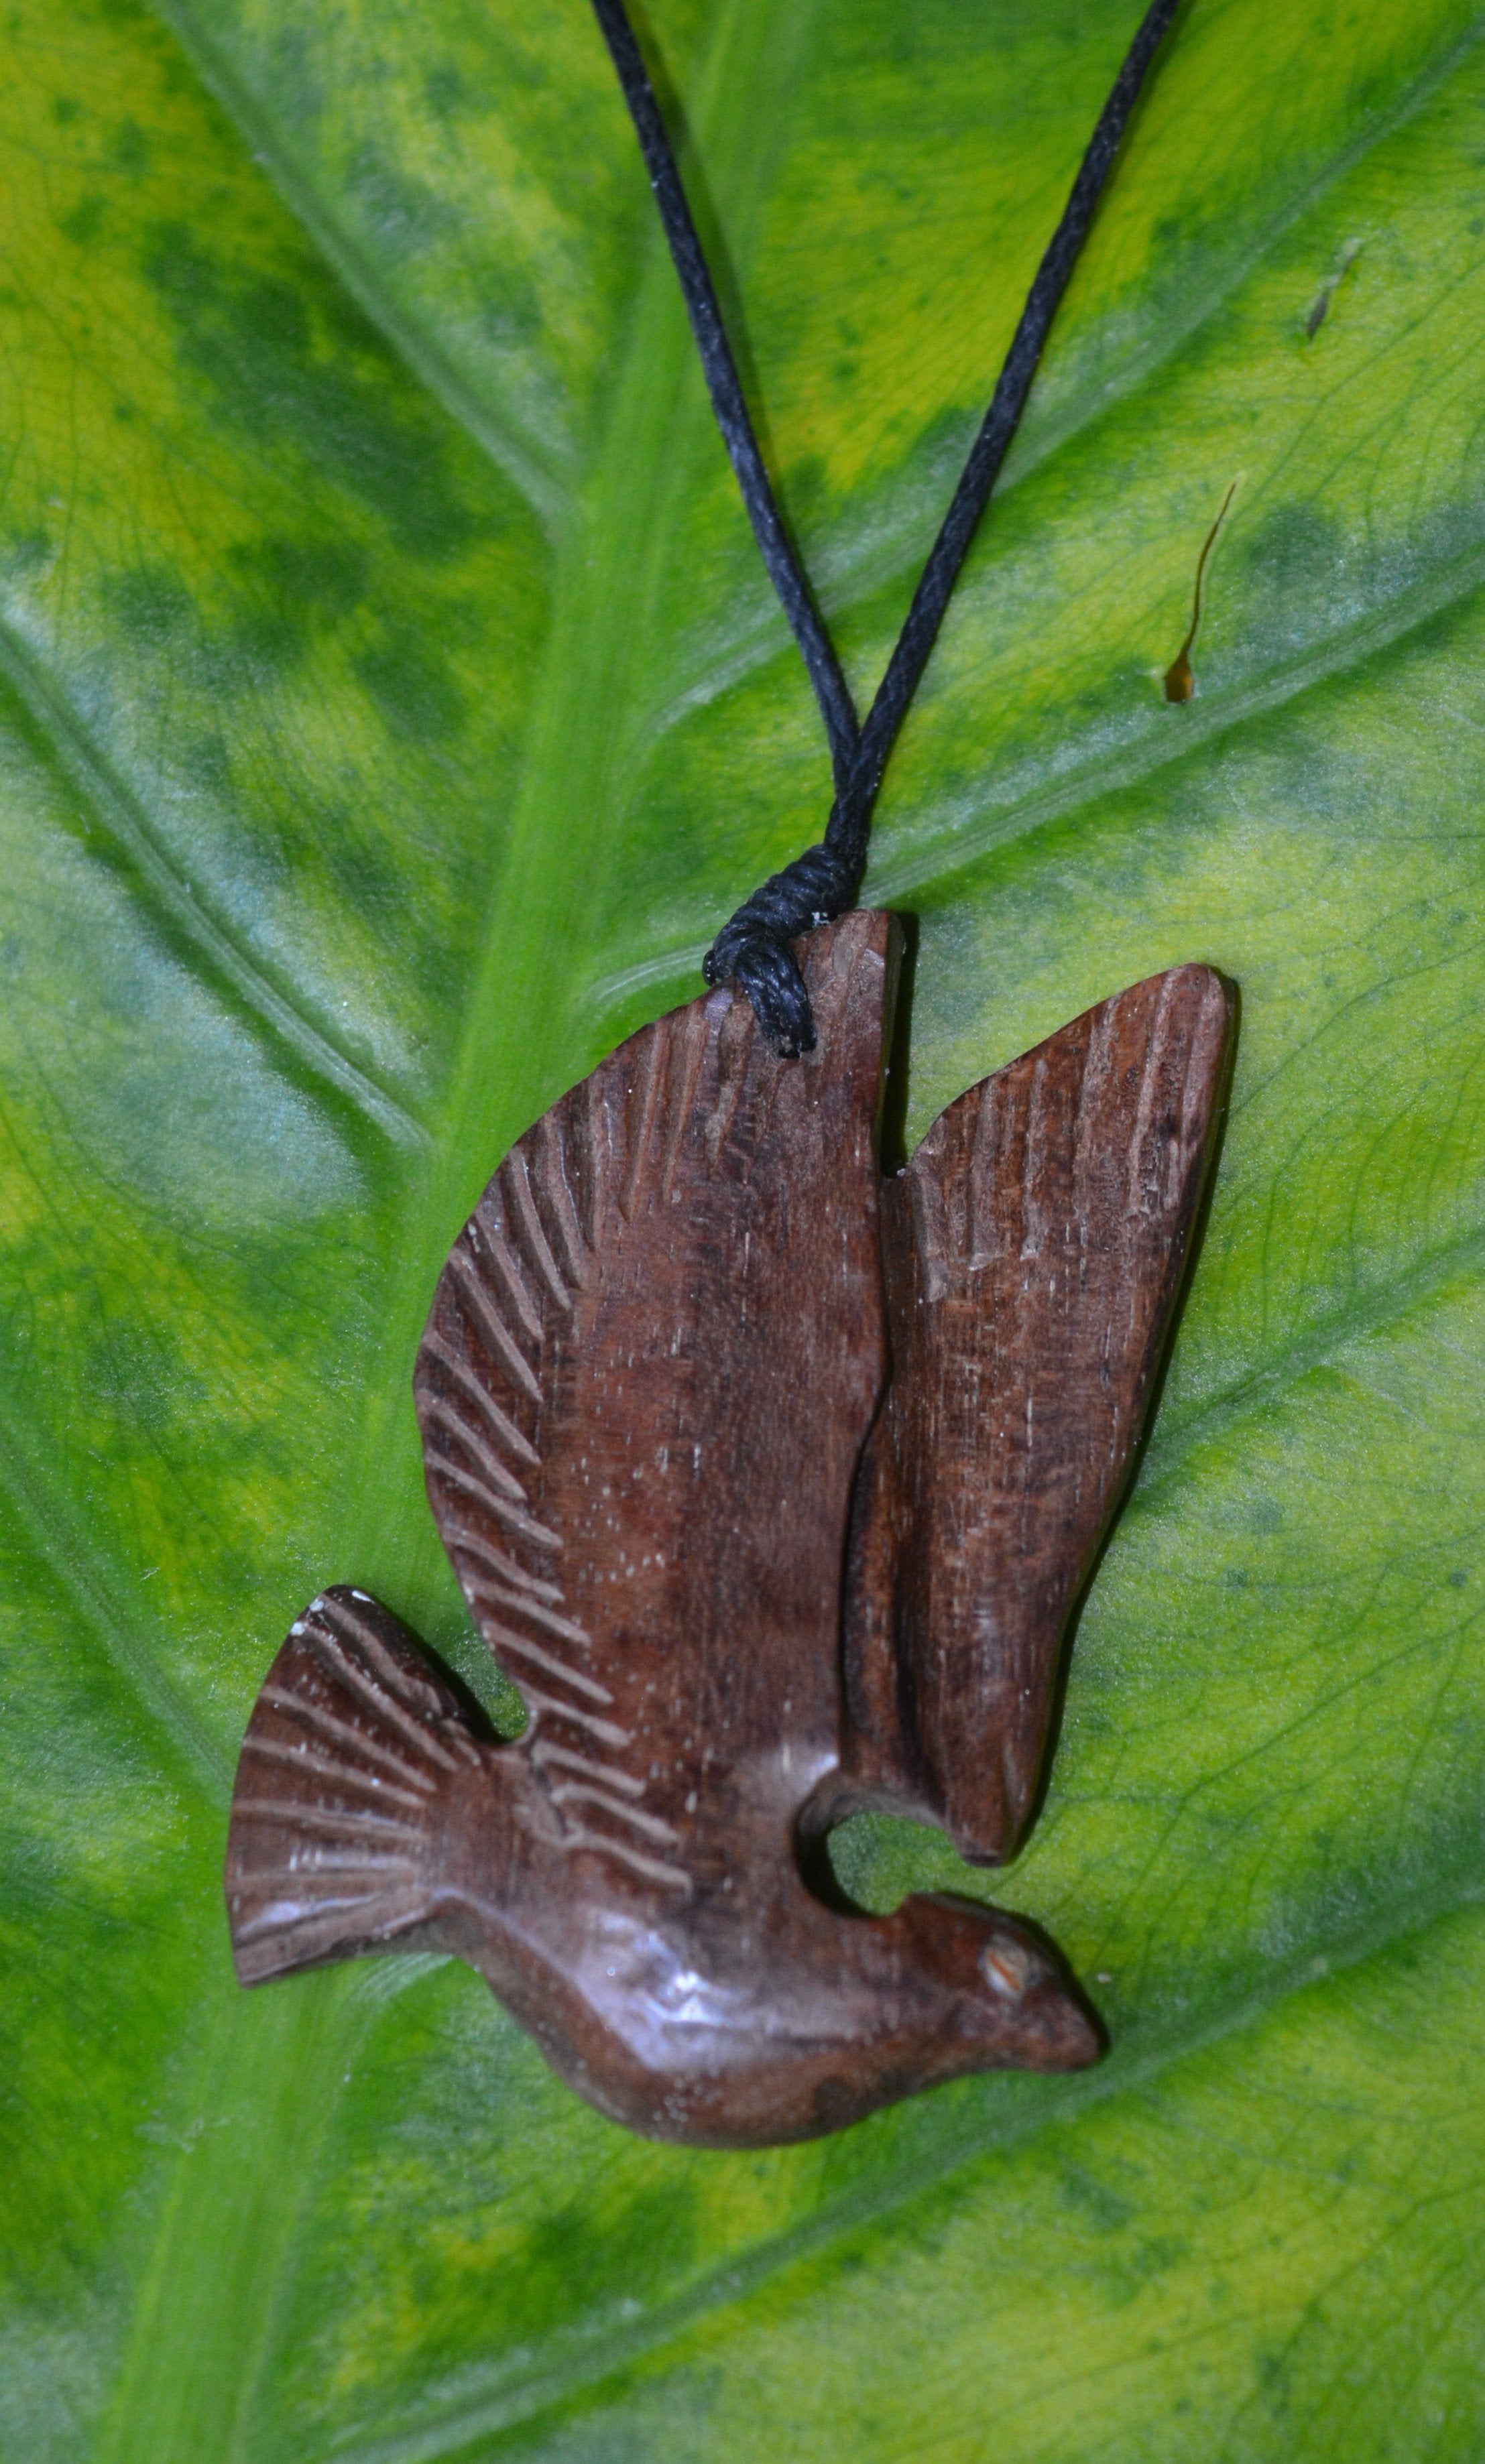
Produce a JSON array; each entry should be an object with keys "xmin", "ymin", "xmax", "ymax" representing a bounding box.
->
[
  {"xmin": 226, "ymin": 914, "xmax": 1231, "ymax": 2146},
  {"xmin": 841, "ymin": 961, "xmax": 1232, "ymax": 1864}
]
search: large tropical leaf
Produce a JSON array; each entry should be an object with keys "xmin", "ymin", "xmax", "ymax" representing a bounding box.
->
[{"xmin": 5, "ymin": 0, "xmax": 1485, "ymax": 2454}]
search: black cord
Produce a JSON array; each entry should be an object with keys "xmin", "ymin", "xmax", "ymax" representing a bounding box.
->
[
  {"xmin": 596, "ymin": 0, "xmax": 1181, "ymax": 1054},
  {"xmin": 591, "ymin": 0, "xmax": 860, "ymax": 793}
]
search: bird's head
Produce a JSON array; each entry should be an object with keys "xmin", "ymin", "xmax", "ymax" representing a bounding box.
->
[{"xmin": 902, "ymin": 1893, "xmax": 1104, "ymax": 2072}]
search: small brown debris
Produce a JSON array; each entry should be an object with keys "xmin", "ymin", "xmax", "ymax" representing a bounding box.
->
[{"xmin": 1164, "ymin": 480, "xmax": 1237, "ymax": 702}]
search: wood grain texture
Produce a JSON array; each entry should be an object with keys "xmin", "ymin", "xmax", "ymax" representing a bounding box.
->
[
  {"xmin": 841, "ymin": 964, "xmax": 1234, "ymax": 1864},
  {"xmin": 226, "ymin": 1585, "xmax": 488, "ymax": 1983},
  {"xmin": 414, "ymin": 910, "xmax": 894, "ymax": 1910},
  {"xmin": 225, "ymin": 916, "xmax": 1231, "ymax": 2146}
]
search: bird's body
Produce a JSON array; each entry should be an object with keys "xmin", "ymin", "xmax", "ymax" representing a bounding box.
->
[{"xmin": 226, "ymin": 914, "xmax": 1229, "ymax": 2145}]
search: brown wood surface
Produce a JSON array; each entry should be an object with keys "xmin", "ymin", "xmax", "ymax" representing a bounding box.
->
[
  {"xmin": 841, "ymin": 963, "xmax": 1233, "ymax": 1863},
  {"xmin": 225, "ymin": 914, "xmax": 1231, "ymax": 2146}
]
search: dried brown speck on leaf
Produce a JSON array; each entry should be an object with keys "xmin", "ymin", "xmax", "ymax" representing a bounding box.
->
[{"xmin": 1164, "ymin": 480, "xmax": 1238, "ymax": 702}]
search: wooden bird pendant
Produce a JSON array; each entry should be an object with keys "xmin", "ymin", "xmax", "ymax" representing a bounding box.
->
[{"xmin": 225, "ymin": 914, "xmax": 1231, "ymax": 2146}]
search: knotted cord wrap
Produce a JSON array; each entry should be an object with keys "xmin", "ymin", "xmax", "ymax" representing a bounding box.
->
[
  {"xmin": 594, "ymin": 0, "xmax": 1182, "ymax": 1054},
  {"xmin": 701, "ymin": 840, "xmax": 859, "ymax": 1056}
]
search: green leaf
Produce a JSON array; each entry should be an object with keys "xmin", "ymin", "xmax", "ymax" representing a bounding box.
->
[{"xmin": 4, "ymin": 0, "xmax": 1484, "ymax": 2454}]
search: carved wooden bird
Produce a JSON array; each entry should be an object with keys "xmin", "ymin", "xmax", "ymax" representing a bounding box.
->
[{"xmin": 225, "ymin": 912, "xmax": 1230, "ymax": 2146}]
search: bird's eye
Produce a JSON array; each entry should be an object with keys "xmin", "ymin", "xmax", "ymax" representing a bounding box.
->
[{"xmin": 979, "ymin": 1939, "xmax": 1034, "ymax": 1995}]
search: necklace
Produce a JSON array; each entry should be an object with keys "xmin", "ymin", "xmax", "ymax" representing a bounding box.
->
[{"xmin": 223, "ymin": 0, "xmax": 1231, "ymax": 2149}]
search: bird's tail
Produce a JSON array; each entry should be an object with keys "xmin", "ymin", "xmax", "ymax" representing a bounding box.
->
[{"xmin": 225, "ymin": 1586, "xmax": 488, "ymax": 1985}]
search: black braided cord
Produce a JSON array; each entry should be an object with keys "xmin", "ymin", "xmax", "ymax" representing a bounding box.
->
[
  {"xmin": 589, "ymin": 0, "xmax": 859, "ymax": 795},
  {"xmin": 593, "ymin": 0, "xmax": 1181, "ymax": 1054}
]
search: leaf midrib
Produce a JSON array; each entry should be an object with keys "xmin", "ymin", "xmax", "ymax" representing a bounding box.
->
[
  {"xmin": 95, "ymin": 7, "xmax": 824, "ymax": 2455},
  {"xmin": 84, "ymin": 2, "xmax": 1485, "ymax": 2453}
]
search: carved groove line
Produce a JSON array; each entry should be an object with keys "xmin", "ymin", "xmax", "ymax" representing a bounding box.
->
[
  {"xmin": 1128, "ymin": 974, "xmax": 1176, "ymax": 1219},
  {"xmin": 905, "ymin": 980, "xmax": 1215, "ymax": 1530},
  {"xmin": 1056, "ymin": 988, "xmax": 1136, "ymax": 1394},
  {"xmin": 230, "ymin": 1593, "xmax": 469, "ymax": 1961},
  {"xmin": 238, "ymin": 1734, "xmax": 427, "ymax": 1814},
  {"xmin": 422, "ymin": 1089, "xmax": 693, "ymax": 1896}
]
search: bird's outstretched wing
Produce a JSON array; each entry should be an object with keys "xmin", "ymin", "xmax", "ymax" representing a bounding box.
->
[
  {"xmin": 843, "ymin": 965, "xmax": 1232, "ymax": 1864},
  {"xmin": 414, "ymin": 912, "xmax": 896, "ymax": 1903}
]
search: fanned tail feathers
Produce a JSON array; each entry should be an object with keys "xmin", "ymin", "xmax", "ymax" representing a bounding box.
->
[{"xmin": 225, "ymin": 1587, "xmax": 485, "ymax": 1985}]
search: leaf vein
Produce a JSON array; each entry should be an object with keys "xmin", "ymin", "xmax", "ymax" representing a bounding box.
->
[{"xmin": 0, "ymin": 615, "xmax": 428, "ymax": 1153}]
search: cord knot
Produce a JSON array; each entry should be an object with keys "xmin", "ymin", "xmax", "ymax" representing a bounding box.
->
[{"xmin": 703, "ymin": 842, "xmax": 862, "ymax": 1056}]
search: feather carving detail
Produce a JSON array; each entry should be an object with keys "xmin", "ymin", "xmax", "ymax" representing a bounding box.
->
[{"xmin": 225, "ymin": 915, "xmax": 1231, "ymax": 2146}]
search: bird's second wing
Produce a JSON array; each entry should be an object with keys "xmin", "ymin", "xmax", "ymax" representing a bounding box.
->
[{"xmin": 843, "ymin": 965, "xmax": 1232, "ymax": 1863}]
